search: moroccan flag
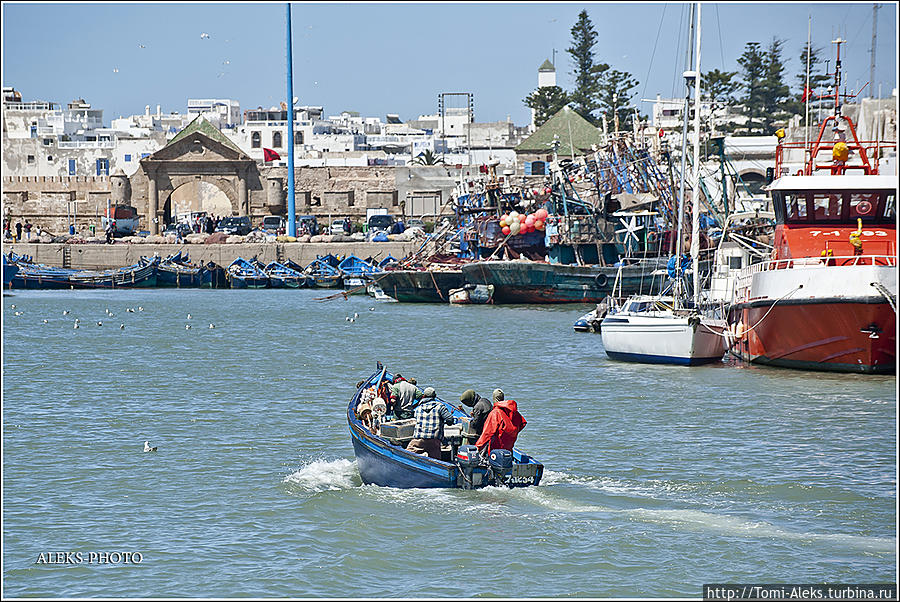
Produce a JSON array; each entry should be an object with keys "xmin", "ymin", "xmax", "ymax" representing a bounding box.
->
[
  {"xmin": 263, "ymin": 148, "xmax": 281, "ymax": 161},
  {"xmin": 801, "ymin": 87, "xmax": 813, "ymax": 103}
]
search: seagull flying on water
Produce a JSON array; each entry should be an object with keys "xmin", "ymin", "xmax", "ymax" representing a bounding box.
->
[
  {"xmin": 143, "ymin": 441, "xmax": 157, "ymax": 452},
  {"xmin": 200, "ymin": 32, "xmax": 210, "ymax": 39}
]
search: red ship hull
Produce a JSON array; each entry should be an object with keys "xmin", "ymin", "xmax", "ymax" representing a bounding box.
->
[{"xmin": 729, "ymin": 299, "xmax": 896, "ymax": 374}]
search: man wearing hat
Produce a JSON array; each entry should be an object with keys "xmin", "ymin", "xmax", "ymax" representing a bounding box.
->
[
  {"xmin": 407, "ymin": 387, "xmax": 456, "ymax": 460},
  {"xmin": 459, "ymin": 389, "xmax": 493, "ymax": 441},
  {"xmin": 475, "ymin": 388, "xmax": 527, "ymax": 455},
  {"xmin": 390, "ymin": 374, "xmax": 422, "ymax": 419}
]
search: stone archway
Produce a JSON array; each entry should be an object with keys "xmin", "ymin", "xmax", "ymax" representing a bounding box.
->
[
  {"xmin": 163, "ymin": 179, "xmax": 235, "ymax": 224},
  {"xmin": 137, "ymin": 116, "xmax": 256, "ymax": 234}
]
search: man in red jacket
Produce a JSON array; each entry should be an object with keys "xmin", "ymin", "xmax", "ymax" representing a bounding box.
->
[{"xmin": 474, "ymin": 389, "xmax": 526, "ymax": 455}]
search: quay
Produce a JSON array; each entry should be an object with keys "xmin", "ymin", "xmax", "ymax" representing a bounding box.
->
[{"xmin": 3, "ymin": 241, "xmax": 417, "ymax": 271}]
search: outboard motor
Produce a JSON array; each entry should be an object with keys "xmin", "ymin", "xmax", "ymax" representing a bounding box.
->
[
  {"xmin": 455, "ymin": 445, "xmax": 482, "ymax": 489},
  {"xmin": 488, "ymin": 449, "xmax": 514, "ymax": 487}
]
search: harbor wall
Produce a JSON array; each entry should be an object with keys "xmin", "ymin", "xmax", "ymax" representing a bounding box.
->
[{"xmin": 3, "ymin": 241, "xmax": 418, "ymax": 270}]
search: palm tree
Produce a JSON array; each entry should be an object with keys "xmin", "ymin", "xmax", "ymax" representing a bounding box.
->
[{"xmin": 412, "ymin": 149, "xmax": 444, "ymax": 165}]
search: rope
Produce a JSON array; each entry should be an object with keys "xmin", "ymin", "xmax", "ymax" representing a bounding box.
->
[
  {"xmin": 871, "ymin": 281, "xmax": 897, "ymax": 313},
  {"xmin": 429, "ymin": 268, "xmax": 445, "ymax": 301},
  {"xmin": 712, "ymin": 284, "xmax": 805, "ymax": 342}
]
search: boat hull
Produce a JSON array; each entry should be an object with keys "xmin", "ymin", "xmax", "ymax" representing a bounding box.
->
[
  {"xmin": 601, "ymin": 315, "xmax": 726, "ymax": 365},
  {"xmin": 461, "ymin": 260, "xmax": 670, "ymax": 304},
  {"xmin": 350, "ymin": 422, "xmax": 457, "ymax": 488},
  {"xmin": 728, "ymin": 299, "xmax": 895, "ymax": 374},
  {"xmin": 375, "ymin": 270, "xmax": 466, "ymax": 303},
  {"xmin": 156, "ymin": 266, "xmax": 203, "ymax": 288}
]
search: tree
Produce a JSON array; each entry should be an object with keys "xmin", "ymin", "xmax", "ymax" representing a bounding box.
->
[
  {"xmin": 524, "ymin": 85, "xmax": 570, "ymax": 128},
  {"xmin": 412, "ymin": 149, "xmax": 443, "ymax": 165},
  {"xmin": 566, "ymin": 10, "xmax": 607, "ymax": 124},
  {"xmin": 791, "ymin": 44, "xmax": 832, "ymax": 117},
  {"xmin": 758, "ymin": 37, "xmax": 792, "ymax": 131},
  {"xmin": 596, "ymin": 68, "xmax": 640, "ymax": 132},
  {"xmin": 737, "ymin": 41, "xmax": 766, "ymax": 134},
  {"xmin": 701, "ymin": 69, "xmax": 740, "ymax": 103}
]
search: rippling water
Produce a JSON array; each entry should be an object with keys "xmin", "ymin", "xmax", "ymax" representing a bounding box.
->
[{"xmin": 3, "ymin": 289, "xmax": 895, "ymax": 597}]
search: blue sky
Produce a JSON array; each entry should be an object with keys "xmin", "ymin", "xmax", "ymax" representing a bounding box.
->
[{"xmin": 2, "ymin": 2, "xmax": 896, "ymax": 126}]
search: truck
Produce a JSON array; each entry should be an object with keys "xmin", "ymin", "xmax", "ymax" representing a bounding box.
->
[{"xmin": 100, "ymin": 204, "xmax": 141, "ymax": 236}]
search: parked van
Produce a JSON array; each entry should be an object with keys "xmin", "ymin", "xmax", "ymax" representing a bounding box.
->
[{"xmin": 262, "ymin": 215, "xmax": 285, "ymax": 233}]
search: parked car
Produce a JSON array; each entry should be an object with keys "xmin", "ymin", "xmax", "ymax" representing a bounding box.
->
[
  {"xmin": 215, "ymin": 216, "xmax": 252, "ymax": 235},
  {"xmin": 262, "ymin": 215, "xmax": 285, "ymax": 233},
  {"xmin": 366, "ymin": 214, "xmax": 395, "ymax": 240},
  {"xmin": 162, "ymin": 222, "xmax": 193, "ymax": 237},
  {"xmin": 296, "ymin": 215, "xmax": 319, "ymax": 236},
  {"xmin": 330, "ymin": 218, "xmax": 347, "ymax": 235}
]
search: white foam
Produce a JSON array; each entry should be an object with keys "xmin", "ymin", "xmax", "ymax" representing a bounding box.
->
[{"xmin": 282, "ymin": 458, "xmax": 358, "ymax": 492}]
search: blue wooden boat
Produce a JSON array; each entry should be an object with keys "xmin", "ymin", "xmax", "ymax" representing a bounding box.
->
[
  {"xmin": 378, "ymin": 255, "xmax": 400, "ymax": 269},
  {"xmin": 348, "ymin": 363, "xmax": 544, "ymax": 489},
  {"xmin": 6, "ymin": 253, "xmax": 78, "ymax": 289},
  {"xmin": 226, "ymin": 257, "xmax": 268, "ymax": 289},
  {"xmin": 284, "ymin": 260, "xmax": 314, "ymax": 287},
  {"xmin": 261, "ymin": 260, "xmax": 306, "ymax": 288},
  {"xmin": 200, "ymin": 262, "xmax": 228, "ymax": 289},
  {"xmin": 338, "ymin": 255, "xmax": 382, "ymax": 293},
  {"xmin": 303, "ymin": 255, "xmax": 342, "ymax": 288},
  {"xmin": 66, "ymin": 257, "xmax": 159, "ymax": 289},
  {"xmin": 149, "ymin": 251, "xmax": 204, "ymax": 288},
  {"xmin": 3, "ymin": 254, "xmax": 19, "ymax": 289}
]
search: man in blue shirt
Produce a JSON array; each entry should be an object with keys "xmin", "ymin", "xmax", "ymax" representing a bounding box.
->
[{"xmin": 407, "ymin": 388, "xmax": 456, "ymax": 459}]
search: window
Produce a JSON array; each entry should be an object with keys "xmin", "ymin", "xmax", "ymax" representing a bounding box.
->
[
  {"xmin": 47, "ymin": 155, "xmax": 53, "ymax": 162},
  {"xmin": 27, "ymin": 155, "xmax": 35, "ymax": 164},
  {"xmin": 783, "ymin": 192, "xmax": 807, "ymax": 222},
  {"xmin": 530, "ymin": 161, "xmax": 547, "ymax": 176},
  {"xmin": 68, "ymin": 159, "xmax": 76, "ymax": 175},
  {"xmin": 124, "ymin": 154, "xmax": 131, "ymax": 162},
  {"xmin": 295, "ymin": 132, "xmax": 303, "ymax": 145},
  {"xmin": 812, "ymin": 192, "xmax": 843, "ymax": 221},
  {"xmin": 141, "ymin": 153, "xmax": 150, "ymax": 159},
  {"xmin": 251, "ymin": 131, "xmax": 261, "ymax": 148},
  {"xmin": 272, "ymin": 132, "xmax": 282, "ymax": 148},
  {"xmin": 96, "ymin": 158, "xmax": 109, "ymax": 176},
  {"xmin": 43, "ymin": 138, "xmax": 52, "ymax": 146}
]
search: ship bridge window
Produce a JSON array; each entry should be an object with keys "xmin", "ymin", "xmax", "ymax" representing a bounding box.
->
[
  {"xmin": 784, "ymin": 192, "xmax": 808, "ymax": 222},
  {"xmin": 882, "ymin": 193, "xmax": 895, "ymax": 221},
  {"xmin": 812, "ymin": 193, "xmax": 843, "ymax": 221}
]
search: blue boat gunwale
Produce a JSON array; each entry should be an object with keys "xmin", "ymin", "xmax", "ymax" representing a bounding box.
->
[{"xmin": 347, "ymin": 368, "xmax": 543, "ymax": 486}]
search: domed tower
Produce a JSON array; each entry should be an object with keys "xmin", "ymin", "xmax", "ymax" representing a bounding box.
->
[{"xmin": 110, "ymin": 168, "xmax": 130, "ymax": 205}]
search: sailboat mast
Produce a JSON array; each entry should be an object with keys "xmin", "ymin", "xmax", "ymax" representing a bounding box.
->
[
  {"xmin": 691, "ymin": 3, "xmax": 702, "ymax": 306},
  {"xmin": 674, "ymin": 3, "xmax": 695, "ymax": 310}
]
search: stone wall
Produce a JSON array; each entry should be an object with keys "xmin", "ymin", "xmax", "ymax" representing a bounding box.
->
[
  {"xmin": 2, "ymin": 175, "xmax": 112, "ymax": 234},
  {"xmin": 5, "ymin": 241, "xmax": 418, "ymax": 270}
]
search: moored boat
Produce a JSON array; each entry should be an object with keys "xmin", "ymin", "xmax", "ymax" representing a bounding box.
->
[
  {"xmin": 66, "ymin": 257, "xmax": 159, "ymax": 289},
  {"xmin": 2, "ymin": 255, "xmax": 18, "ymax": 289},
  {"xmin": 348, "ymin": 364, "xmax": 543, "ymax": 489},
  {"xmin": 151, "ymin": 252, "xmax": 205, "ymax": 288},
  {"xmin": 448, "ymin": 283, "xmax": 494, "ymax": 305},
  {"xmin": 226, "ymin": 257, "xmax": 269, "ymax": 289},
  {"xmin": 726, "ymin": 40, "xmax": 896, "ymax": 374},
  {"xmin": 304, "ymin": 255, "xmax": 343, "ymax": 288},
  {"xmin": 373, "ymin": 267, "xmax": 466, "ymax": 303},
  {"xmin": 338, "ymin": 255, "xmax": 382, "ymax": 294},
  {"xmin": 261, "ymin": 261, "xmax": 306, "ymax": 288}
]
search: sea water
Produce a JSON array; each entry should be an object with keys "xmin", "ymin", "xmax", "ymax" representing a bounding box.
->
[{"xmin": 2, "ymin": 289, "xmax": 895, "ymax": 597}]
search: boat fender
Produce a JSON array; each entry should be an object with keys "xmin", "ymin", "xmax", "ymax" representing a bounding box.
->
[
  {"xmin": 688, "ymin": 315, "xmax": 701, "ymax": 328},
  {"xmin": 594, "ymin": 273, "xmax": 608, "ymax": 288}
]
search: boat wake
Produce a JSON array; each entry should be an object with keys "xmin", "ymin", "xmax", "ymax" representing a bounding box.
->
[{"xmin": 282, "ymin": 458, "xmax": 360, "ymax": 492}]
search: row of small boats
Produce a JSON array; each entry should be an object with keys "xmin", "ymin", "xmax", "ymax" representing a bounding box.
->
[{"xmin": 2, "ymin": 251, "xmax": 398, "ymax": 291}]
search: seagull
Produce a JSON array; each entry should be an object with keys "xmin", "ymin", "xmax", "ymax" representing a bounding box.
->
[
  {"xmin": 138, "ymin": 307, "xmax": 144, "ymax": 312},
  {"xmin": 126, "ymin": 308, "xmax": 135, "ymax": 313},
  {"xmin": 120, "ymin": 324, "xmax": 125, "ymax": 329},
  {"xmin": 74, "ymin": 323, "xmax": 79, "ymax": 329},
  {"xmin": 14, "ymin": 311, "xmax": 22, "ymax": 316},
  {"xmin": 97, "ymin": 321, "xmax": 102, "ymax": 326},
  {"xmin": 139, "ymin": 44, "xmax": 146, "ymax": 48},
  {"xmin": 74, "ymin": 318, "xmax": 80, "ymax": 323},
  {"xmin": 62, "ymin": 310, "xmax": 69, "ymax": 315},
  {"xmin": 208, "ymin": 324, "xmax": 215, "ymax": 329},
  {"xmin": 186, "ymin": 314, "xmax": 192, "ymax": 320},
  {"xmin": 108, "ymin": 312, "xmax": 115, "ymax": 317},
  {"xmin": 42, "ymin": 319, "xmax": 48, "ymax": 324},
  {"xmin": 11, "ymin": 305, "xmax": 15, "ymax": 309},
  {"xmin": 222, "ymin": 60, "xmax": 230, "ymax": 65},
  {"xmin": 200, "ymin": 32, "xmax": 210, "ymax": 39},
  {"xmin": 185, "ymin": 324, "xmax": 191, "ymax": 330},
  {"xmin": 105, "ymin": 308, "xmax": 111, "ymax": 314},
  {"xmin": 353, "ymin": 312, "xmax": 359, "ymax": 319},
  {"xmin": 349, "ymin": 317, "xmax": 355, "ymax": 323},
  {"xmin": 345, "ymin": 316, "xmax": 351, "ymax": 321},
  {"xmin": 369, "ymin": 307, "xmax": 375, "ymax": 311},
  {"xmin": 113, "ymin": 68, "xmax": 119, "ymax": 73},
  {"xmin": 143, "ymin": 441, "xmax": 157, "ymax": 452}
]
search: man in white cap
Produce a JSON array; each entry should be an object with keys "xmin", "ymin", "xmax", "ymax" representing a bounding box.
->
[{"xmin": 407, "ymin": 387, "xmax": 456, "ymax": 459}]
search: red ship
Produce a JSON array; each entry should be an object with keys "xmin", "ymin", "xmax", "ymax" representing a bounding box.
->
[{"xmin": 727, "ymin": 40, "xmax": 896, "ymax": 374}]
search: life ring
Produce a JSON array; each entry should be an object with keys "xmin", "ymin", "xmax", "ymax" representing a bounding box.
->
[
  {"xmin": 647, "ymin": 231, "xmax": 659, "ymax": 243},
  {"xmin": 856, "ymin": 200, "xmax": 873, "ymax": 215},
  {"xmin": 594, "ymin": 273, "xmax": 608, "ymax": 287}
]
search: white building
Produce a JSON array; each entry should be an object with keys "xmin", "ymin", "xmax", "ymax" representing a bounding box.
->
[{"xmin": 187, "ymin": 98, "xmax": 241, "ymax": 128}]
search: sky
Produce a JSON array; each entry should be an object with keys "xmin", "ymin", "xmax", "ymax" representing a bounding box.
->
[{"xmin": 1, "ymin": 2, "xmax": 897, "ymax": 127}]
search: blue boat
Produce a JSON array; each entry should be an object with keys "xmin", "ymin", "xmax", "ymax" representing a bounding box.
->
[
  {"xmin": 378, "ymin": 255, "xmax": 400, "ymax": 269},
  {"xmin": 3, "ymin": 255, "xmax": 19, "ymax": 289},
  {"xmin": 338, "ymin": 255, "xmax": 382, "ymax": 293},
  {"xmin": 261, "ymin": 261, "xmax": 306, "ymax": 288},
  {"xmin": 348, "ymin": 363, "xmax": 544, "ymax": 489},
  {"xmin": 226, "ymin": 257, "xmax": 269, "ymax": 289},
  {"xmin": 66, "ymin": 257, "xmax": 159, "ymax": 289},
  {"xmin": 303, "ymin": 255, "xmax": 342, "ymax": 288},
  {"xmin": 200, "ymin": 262, "xmax": 228, "ymax": 289},
  {"xmin": 150, "ymin": 252, "xmax": 205, "ymax": 288},
  {"xmin": 6, "ymin": 253, "xmax": 77, "ymax": 289}
]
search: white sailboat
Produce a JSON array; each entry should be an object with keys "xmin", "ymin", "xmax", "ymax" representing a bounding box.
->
[{"xmin": 600, "ymin": 2, "xmax": 726, "ymax": 366}]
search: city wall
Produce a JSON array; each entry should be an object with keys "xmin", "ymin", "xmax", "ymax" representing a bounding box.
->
[{"xmin": 4, "ymin": 241, "xmax": 418, "ymax": 270}]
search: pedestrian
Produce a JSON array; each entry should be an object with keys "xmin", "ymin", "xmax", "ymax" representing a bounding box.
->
[
  {"xmin": 3, "ymin": 221, "xmax": 10, "ymax": 241},
  {"xmin": 105, "ymin": 219, "xmax": 114, "ymax": 244},
  {"xmin": 407, "ymin": 388, "xmax": 456, "ymax": 459},
  {"xmin": 23, "ymin": 220, "xmax": 32, "ymax": 241},
  {"xmin": 343, "ymin": 217, "xmax": 351, "ymax": 236},
  {"xmin": 459, "ymin": 389, "xmax": 493, "ymax": 441},
  {"xmin": 474, "ymin": 388, "xmax": 527, "ymax": 456},
  {"xmin": 15, "ymin": 221, "xmax": 22, "ymax": 242}
]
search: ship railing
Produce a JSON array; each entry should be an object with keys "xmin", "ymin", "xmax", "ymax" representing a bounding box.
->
[{"xmin": 734, "ymin": 254, "xmax": 896, "ymax": 295}]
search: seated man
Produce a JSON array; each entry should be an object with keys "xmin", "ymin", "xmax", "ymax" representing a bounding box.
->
[
  {"xmin": 390, "ymin": 375, "xmax": 422, "ymax": 420},
  {"xmin": 475, "ymin": 389, "xmax": 527, "ymax": 455},
  {"xmin": 407, "ymin": 388, "xmax": 456, "ymax": 459}
]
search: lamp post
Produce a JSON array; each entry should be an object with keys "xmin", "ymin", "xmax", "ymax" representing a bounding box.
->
[{"xmin": 286, "ymin": 3, "xmax": 297, "ymax": 237}]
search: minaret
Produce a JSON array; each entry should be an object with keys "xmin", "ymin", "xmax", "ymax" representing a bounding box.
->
[{"xmin": 531, "ymin": 58, "xmax": 557, "ymax": 132}]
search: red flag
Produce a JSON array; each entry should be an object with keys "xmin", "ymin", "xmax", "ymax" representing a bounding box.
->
[
  {"xmin": 263, "ymin": 148, "xmax": 281, "ymax": 161},
  {"xmin": 801, "ymin": 87, "xmax": 813, "ymax": 103}
]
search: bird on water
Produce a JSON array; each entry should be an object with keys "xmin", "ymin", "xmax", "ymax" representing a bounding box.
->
[{"xmin": 143, "ymin": 441, "xmax": 157, "ymax": 452}]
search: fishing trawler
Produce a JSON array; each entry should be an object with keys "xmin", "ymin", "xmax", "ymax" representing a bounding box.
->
[{"xmin": 726, "ymin": 40, "xmax": 896, "ymax": 374}]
